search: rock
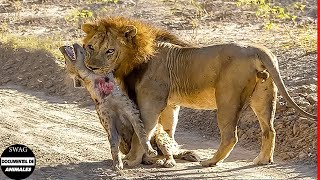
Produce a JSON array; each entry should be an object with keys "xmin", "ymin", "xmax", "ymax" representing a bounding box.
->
[
  {"xmin": 306, "ymin": 94, "xmax": 317, "ymax": 105},
  {"xmin": 277, "ymin": 101, "xmax": 287, "ymax": 110},
  {"xmin": 287, "ymin": 152, "xmax": 295, "ymax": 158},
  {"xmin": 0, "ymin": 77, "xmax": 11, "ymax": 84},
  {"xmin": 298, "ymin": 151, "xmax": 307, "ymax": 159},
  {"xmin": 292, "ymin": 123, "xmax": 298, "ymax": 135},
  {"xmin": 279, "ymin": 152, "xmax": 290, "ymax": 160}
]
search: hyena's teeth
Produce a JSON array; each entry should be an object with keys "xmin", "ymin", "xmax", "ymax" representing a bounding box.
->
[{"xmin": 65, "ymin": 46, "xmax": 76, "ymax": 60}]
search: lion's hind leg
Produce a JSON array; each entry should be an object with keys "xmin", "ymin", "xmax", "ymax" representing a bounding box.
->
[
  {"xmin": 200, "ymin": 89, "xmax": 241, "ymax": 167},
  {"xmin": 250, "ymin": 78, "xmax": 277, "ymax": 165}
]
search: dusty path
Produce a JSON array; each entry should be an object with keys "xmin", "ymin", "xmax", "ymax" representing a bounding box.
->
[{"xmin": 0, "ymin": 85, "xmax": 316, "ymax": 179}]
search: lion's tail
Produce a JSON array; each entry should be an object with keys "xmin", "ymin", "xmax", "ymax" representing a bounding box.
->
[{"xmin": 255, "ymin": 47, "xmax": 317, "ymax": 119}]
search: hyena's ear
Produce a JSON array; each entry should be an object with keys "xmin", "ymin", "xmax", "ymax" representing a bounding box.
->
[
  {"xmin": 124, "ymin": 25, "xmax": 137, "ymax": 40},
  {"xmin": 81, "ymin": 23, "xmax": 98, "ymax": 34}
]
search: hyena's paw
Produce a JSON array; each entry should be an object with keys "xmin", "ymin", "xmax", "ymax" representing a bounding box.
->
[
  {"xmin": 180, "ymin": 151, "xmax": 201, "ymax": 162},
  {"xmin": 146, "ymin": 146, "xmax": 158, "ymax": 158},
  {"xmin": 142, "ymin": 154, "xmax": 157, "ymax": 165},
  {"xmin": 113, "ymin": 162, "xmax": 123, "ymax": 171},
  {"xmin": 163, "ymin": 158, "xmax": 176, "ymax": 168},
  {"xmin": 155, "ymin": 159, "xmax": 165, "ymax": 166}
]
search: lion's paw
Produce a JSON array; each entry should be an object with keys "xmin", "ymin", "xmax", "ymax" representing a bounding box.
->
[
  {"xmin": 200, "ymin": 159, "xmax": 217, "ymax": 167},
  {"xmin": 253, "ymin": 155, "xmax": 273, "ymax": 165},
  {"xmin": 123, "ymin": 159, "xmax": 141, "ymax": 167}
]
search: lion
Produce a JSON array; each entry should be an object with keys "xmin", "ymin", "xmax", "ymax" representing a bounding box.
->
[
  {"xmin": 59, "ymin": 43, "xmax": 199, "ymax": 169},
  {"xmin": 80, "ymin": 16, "xmax": 316, "ymax": 167}
]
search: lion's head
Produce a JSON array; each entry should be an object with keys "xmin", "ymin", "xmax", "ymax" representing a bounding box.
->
[{"xmin": 82, "ymin": 16, "xmax": 188, "ymax": 79}]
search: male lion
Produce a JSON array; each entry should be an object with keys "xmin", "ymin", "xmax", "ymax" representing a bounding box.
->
[{"xmin": 81, "ymin": 17, "xmax": 316, "ymax": 167}]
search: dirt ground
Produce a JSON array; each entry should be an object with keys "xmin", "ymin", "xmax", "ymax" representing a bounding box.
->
[
  {"xmin": 0, "ymin": 85, "xmax": 316, "ymax": 179},
  {"xmin": 0, "ymin": 0, "xmax": 317, "ymax": 179}
]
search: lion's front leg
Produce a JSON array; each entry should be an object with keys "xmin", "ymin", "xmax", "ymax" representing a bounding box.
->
[
  {"xmin": 123, "ymin": 133, "xmax": 144, "ymax": 167},
  {"xmin": 136, "ymin": 87, "xmax": 168, "ymax": 152}
]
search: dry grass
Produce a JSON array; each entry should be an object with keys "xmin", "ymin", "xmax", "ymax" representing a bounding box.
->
[{"xmin": 0, "ymin": 33, "xmax": 65, "ymax": 61}]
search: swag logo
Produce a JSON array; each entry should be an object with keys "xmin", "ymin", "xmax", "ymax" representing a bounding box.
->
[{"xmin": 1, "ymin": 144, "xmax": 36, "ymax": 180}]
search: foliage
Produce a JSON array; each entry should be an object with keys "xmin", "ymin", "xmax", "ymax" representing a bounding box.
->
[
  {"xmin": 65, "ymin": 9, "xmax": 94, "ymax": 23},
  {"xmin": 236, "ymin": 0, "xmax": 316, "ymax": 52},
  {"xmin": 190, "ymin": 0, "xmax": 208, "ymax": 18},
  {"xmin": 296, "ymin": 27, "xmax": 317, "ymax": 52},
  {"xmin": 236, "ymin": 0, "xmax": 305, "ymax": 29}
]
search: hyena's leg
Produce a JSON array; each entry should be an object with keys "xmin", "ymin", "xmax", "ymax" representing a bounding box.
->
[
  {"xmin": 108, "ymin": 124, "xmax": 123, "ymax": 171},
  {"xmin": 154, "ymin": 124, "xmax": 176, "ymax": 168},
  {"xmin": 98, "ymin": 110, "xmax": 122, "ymax": 170},
  {"xmin": 250, "ymin": 78, "xmax": 277, "ymax": 165}
]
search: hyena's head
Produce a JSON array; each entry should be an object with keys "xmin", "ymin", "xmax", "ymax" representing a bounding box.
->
[{"xmin": 59, "ymin": 43, "xmax": 115, "ymax": 100}]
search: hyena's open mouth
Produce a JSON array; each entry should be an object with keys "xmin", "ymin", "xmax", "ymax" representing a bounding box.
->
[{"xmin": 59, "ymin": 45, "xmax": 76, "ymax": 61}]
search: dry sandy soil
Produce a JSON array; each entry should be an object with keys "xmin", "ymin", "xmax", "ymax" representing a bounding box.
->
[
  {"xmin": 0, "ymin": 0, "xmax": 317, "ymax": 179},
  {"xmin": 0, "ymin": 85, "xmax": 316, "ymax": 179}
]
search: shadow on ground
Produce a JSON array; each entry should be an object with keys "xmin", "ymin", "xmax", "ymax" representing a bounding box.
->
[
  {"xmin": 30, "ymin": 160, "xmax": 316, "ymax": 180},
  {"xmin": 0, "ymin": 42, "xmax": 92, "ymax": 105}
]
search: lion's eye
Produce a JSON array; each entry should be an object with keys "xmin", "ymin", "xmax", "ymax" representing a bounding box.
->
[
  {"xmin": 87, "ymin": 45, "xmax": 94, "ymax": 50},
  {"xmin": 106, "ymin": 49, "xmax": 115, "ymax": 55}
]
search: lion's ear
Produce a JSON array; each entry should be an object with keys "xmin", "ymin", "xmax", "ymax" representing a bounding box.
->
[
  {"xmin": 82, "ymin": 23, "xmax": 97, "ymax": 34},
  {"xmin": 124, "ymin": 25, "xmax": 137, "ymax": 39}
]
